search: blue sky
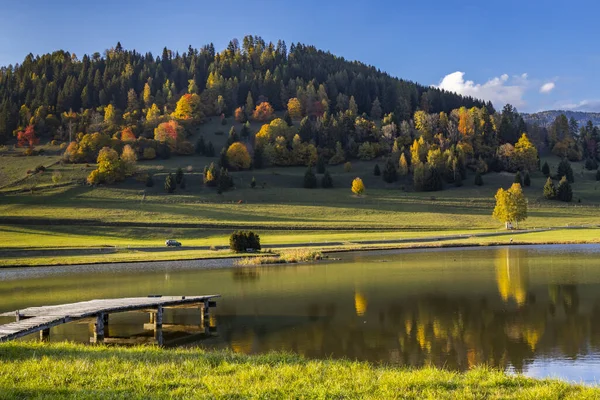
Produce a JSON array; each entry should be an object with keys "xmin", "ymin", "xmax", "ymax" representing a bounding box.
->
[{"xmin": 1, "ymin": 0, "xmax": 598, "ymax": 113}]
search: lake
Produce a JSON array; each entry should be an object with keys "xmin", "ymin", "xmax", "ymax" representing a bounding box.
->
[{"xmin": 1, "ymin": 244, "xmax": 600, "ymax": 384}]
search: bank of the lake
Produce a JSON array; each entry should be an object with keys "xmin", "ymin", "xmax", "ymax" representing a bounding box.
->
[
  {"xmin": 0, "ymin": 342, "xmax": 597, "ymax": 399},
  {"xmin": 0, "ymin": 225, "xmax": 599, "ymax": 268}
]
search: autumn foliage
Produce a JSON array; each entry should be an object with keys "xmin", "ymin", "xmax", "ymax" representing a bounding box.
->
[
  {"xmin": 226, "ymin": 142, "xmax": 252, "ymax": 170},
  {"xmin": 351, "ymin": 177, "xmax": 365, "ymax": 195},
  {"xmin": 234, "ymin": 107, "xmax": 246, "ymax": 123},
  {"xmin": 252, "ymin": 102, "xmax": 274, "ymax": 122},
  {"xmin": 17, "ymin": 125, "xmax": 39, "ymax": 149},
  {"xmin": 120, "ymin": 127, "xmax": 136, "ymax": 142},
  {"xmin": 154, "ymin": 120, "xmax": 184, "ymax": 149}
]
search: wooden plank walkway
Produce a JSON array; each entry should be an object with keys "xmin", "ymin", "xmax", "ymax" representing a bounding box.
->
[{"xmin": 0, "ymin": 295, "xmax": 219, "ymax": 343}]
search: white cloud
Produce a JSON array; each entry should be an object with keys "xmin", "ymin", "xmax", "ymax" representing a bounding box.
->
[
  {"xmin": 435, "ymin": 71, "xmax": 527, "ymax": 108},
  {"xmin": 539, "ymin": 82, "xmax": 555, "ymax": 94},
  {"xmin": 559, "ymin": 99, "xmax": 600, "ymax": 112}
]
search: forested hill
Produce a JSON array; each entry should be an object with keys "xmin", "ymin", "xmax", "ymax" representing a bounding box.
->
[
  {"xmin": 523, "ymin": 110, "xmax": 600, "ymax": 127},
  {"xmin": 0, "ymin": 36, "xmax": 490, "ymax": 142}
]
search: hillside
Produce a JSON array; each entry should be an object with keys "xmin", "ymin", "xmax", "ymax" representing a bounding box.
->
[{"xmin": 523, "ymin": 110, "xmax": 600, "ymax": 127}]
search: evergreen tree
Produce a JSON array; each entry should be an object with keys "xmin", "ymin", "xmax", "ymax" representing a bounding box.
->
[
  {"xmin": 585, "ymin": 158, "xmax": 598, "ymax": 170},
  {"xmin": 373, "ymin": 164, "xmax": 381, "ymax": 176},
  {"xmin": 179, "ymin": 175, "xmax": 186, "ymax": 189},
  {"xmin": 146, "ymin": 174, "xmax": 154, "ymax": 187},
  {"xmin": 219, "ymin": 147, "xmax": 229, "ymax": 168},
  {"xmin": 321, "ymin": 170, "xmax": 333, "ymax": 188},
  {"xmin": 253, "ymin": 146, "xmax": 264, "ymax": 169},
  {"xmin": 541, "ymin": 161, "xmax": 550, "ymax": 177},
  {"xmin": 240, "ymin": 122, "xmax": 251, "ymax": 138},
  {"xmin": 283, "ymin": 111, "xmax": 293, "ymax": 127},
  {"xmin": 596, "ymin": 169, "xmax": 600, "ymax": 181},
  {"xmin": 557, "ymin": 159, "xmax": 574, "ymax": 183},
  {"xmin": 175, "ymin": 167, "xmax": 184, "ymax": 184},
  {"xmin": 474, "ymin": 171, "xmax": 483, "ymax": 186},
  {"xmin": 303, "ymin": 167, "xmax": 317, "ymax": 188},
  {"xmin": 316, "ymin": 157, "xmax": 326, "ymax": 174},
  {"xmin": 556, "ymin": 176, "xmax": 573, "ymax": 202},
  {"xmin": 227, "ymin": 126, "xmax": 239, "ymax": 146},
  {"xmin": 250, "ymin": 176, "xmax": 256, "ymax": 188},
  {"xmin": 523, "ymin": 171, "xmax": 531, "ymax": 187},
  {"xmin": 165, "ymin": 173, "xmax": 176, "ymax": 193},
  {"xmin": 514, "ymin": 171, "xmax": 523, "ymax": 186},
  {"xmin": 543, "ymin": 177, "xmax": 556, "ymax": 199},
  {"xmin": 218, "ymin": 168, "xmax": 233, "ymax": 192},
  {"xmin": 382, "ymin": 158, "xmax": 398, "ymax": 183},
  {"xmin": 195, "ymin": 136, "xmax": 206, "ymax": 155},
  {"xmin": 206, "ymin": 141, "xmax": 215, "ymax": 157}
]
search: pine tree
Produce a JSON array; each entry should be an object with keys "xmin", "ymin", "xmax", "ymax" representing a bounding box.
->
[
  {"xmin": 596, "ymin": 169, "xmax": 600, "ymax": 181},
  {"xmin": 179, "ymin": 175, "xmax": 186, "ymax": 189},
  {"xmin": 165, "ymin": 173, "xmax": 176, "ymax": 193},
  {"xmin": 321, "ymin": 170, "xmax": 333, "ymax": 188},
  {"xmin": 316, "ymin": 157, "xmax": 326, "ymax": 174},
  {"xmin": 175, "ymin": 167, "xmax": 184, "ymax": 184},
  {"xmin": 543, "ymin": 177, "xmax": 556, "ymax": 199},
  {"xmin": 373, "ymin": 164, "xmax": 381, "ymax": 176},
  {"xmin": 557, "ymin": 176, "xmax": 573, "ymax": 202},
  {"xmin": 542, "ymin": 161, "xmax": 550, "ymax": 177},
  {"xmin": 382, "ymin": 158, "xmax": 398, "ymax": 183},
  {"xmin": 195, "ymin": 136, "xmax": 206, "ymax": 155},
  {"xmin": 514, "ymin": 171, "xmax": 523, "ymax": 185},
  {"xmin": 146, "ymin": 174, "xmax": 154, "ymax": 187},
  {"xmin": 206, "ymin": 141, "xmax": 215, "ymax": 157},
  {"xmin": 474, "ymin": 171, "xmax": 483, "ymax": 186},
  {"xmin": 250, "ymin": 176, "xmax": 256, "ymax": 188},
  {"xmin": 557, "ymin": 159, "xmax": 574, "ymax": 183},
  {"xmin": 303, "ymin": 167, "xmax": 317, "ymax": 188},
  {"xmin": 523, "ymin": 171, "xmax": 531, "ymax": 187},
  {"xmin": 253, "ymin": 146, "xmax": 264, "ymax": 169}
]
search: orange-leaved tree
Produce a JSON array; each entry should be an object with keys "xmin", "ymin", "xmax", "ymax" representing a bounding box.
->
[
  {"xmin": 154, "ymin": 120, "xmax": 184, "ymax": 150},
  {"xmin": 17, "ymin": 125, "xmax": 39, "ymax": 149},
  {"xmin": 252, "ymin": 102, "xmax": 274, "ymax": 122}
]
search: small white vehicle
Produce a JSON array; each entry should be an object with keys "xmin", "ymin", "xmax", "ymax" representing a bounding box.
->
[{"xmin": 165, "ymin": 239, "xmax": 182, "ymax": 247}]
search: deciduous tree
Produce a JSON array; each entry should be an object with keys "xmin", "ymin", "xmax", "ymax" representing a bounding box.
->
[
  {"xmin": 351, "ymin": 177, "xmax": 365, "ymax": 195},
  {"xmin": 226, "ymin": 142, "xmax": 251, "ymax": 170}
]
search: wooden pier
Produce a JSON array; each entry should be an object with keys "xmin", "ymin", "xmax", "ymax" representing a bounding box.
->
[{"xmin": 0, "ymin": 295, "xmax": 219, "ymax": 344}]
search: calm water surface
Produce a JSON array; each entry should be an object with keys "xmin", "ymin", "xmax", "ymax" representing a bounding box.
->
[{"xmin": 1, "ymin": 244, "xmax": 600, "ymax": 384}]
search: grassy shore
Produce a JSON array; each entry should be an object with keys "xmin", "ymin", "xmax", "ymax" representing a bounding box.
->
[{"xmin": 0, "ymin": 343, "xmax": 597, "ymax": 399}]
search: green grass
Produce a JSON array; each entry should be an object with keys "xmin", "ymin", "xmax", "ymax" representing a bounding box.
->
[{"xmin": 0, "ymin": 342, "xmax": 597, "ymax": 399}]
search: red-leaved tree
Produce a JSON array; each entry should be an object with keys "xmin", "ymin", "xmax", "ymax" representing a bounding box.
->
[{"xmin": 17, "ymin": 125, "xmax": 39, "ymax": 149}]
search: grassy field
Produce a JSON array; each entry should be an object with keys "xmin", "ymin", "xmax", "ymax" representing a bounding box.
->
[
  {"xmin": 0, "ymin": 342, "xmax": 597, "ymax": 399},
  {"xmin": 1, "ymin": 132, "xmax": 599, "ymax": 267}
]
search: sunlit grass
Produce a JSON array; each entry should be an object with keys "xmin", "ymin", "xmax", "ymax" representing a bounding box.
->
[{"xmin": 0, "ymin": 342, "xmax": 597, "ymax": 399}]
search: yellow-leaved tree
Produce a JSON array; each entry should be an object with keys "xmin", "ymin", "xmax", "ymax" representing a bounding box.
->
[
  {"xmin": 226, "ymin": 142, "xmax": 251, "ymax": 170},
  {"xmin": 121, "ymin": 144, "xmax": 137, "ymax": 176},
  {"xmin": 492, "ymin": 183, "xmax": 528, "ymax": 229},
  {"xmin": 351, "ymin": 177, "xmax": 365, "ymax": 196},
  {"xmin": 514, "ymin": 133, "xmax": 539, "ymax": 172},
  {"xmin": 287, "ymin": 98, "xmax": 302, "ymax": 120}
]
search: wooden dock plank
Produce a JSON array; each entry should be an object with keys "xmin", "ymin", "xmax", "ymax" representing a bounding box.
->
[{"xmin": 0, "ymin": 295, "xmax": 220, "ymax": 343}]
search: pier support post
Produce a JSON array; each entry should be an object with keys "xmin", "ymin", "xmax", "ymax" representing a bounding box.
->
[
  {"xmin": 39, "ymin": 328, "xmax": 50, "ymax": 342},
  {"xmin": 94, "ymin": 313, "xmax": 105, "ymax": 343},
  {"xmin": 155, "ymin": 306, "xmax": 163, "ymax": 328}
]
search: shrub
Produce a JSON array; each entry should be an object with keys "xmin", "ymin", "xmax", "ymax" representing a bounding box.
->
[
  {"xmin": 557, "ymin": 159, "xmax": 574, "ymax": 183},
  {"xmin": 303, "ymin": 167, "xmax": 317, "ymax": 188},
  {"xmin": 51, "ymin": 171, "xmax": 62, "ymax": 185},
  {"xmin": 250, "ymin": 176, "xmax": 256, "ymax": 189},
  {"xmin": 321, "ymin": 170, "xmax": 333, "ymax": 188},
  {"xmin": 146, "ymin": 174, "xmax": 154, "ymax": 187},
  {"xmin": 221, "ymin": 118, "xmax": 228, "ymax": 126},
  {"xmin": 175, "ymin": 167, "xmax": 184, "ymax": 184},
  {"xmin": 585, "ymin": 158, "xmax": 598, "ymax": 170},
  {"xmin": 543, "ymin": 177, "xmax": 556, "ymax": 199},
  {"xmin": 556, "ymin": 176, "xmax": 573, "ymax": 202},
  {"xmin": 165, "ymin": 173, "xmax": 176, "ymax": 193},
  {"xmin": 34, "ymin": 165, "xmax": 46, "ymax": 173},
  {"xmin": 143, "ymin": 147, "xmax": 156, "ymax": 160},
  {"xmin": 474, "ymin": 171, "xmax": 483, "ymax": 186},
  {"xmin": 344, "ymin": 162, "xmax": 352, "ymax": 172},
  {"xmin": 179, "ymin": 176, "xmax": 186, "ymax": 189},
  {"xmin": 229, "ymin": 231, "xmax": 261, "ymax": 252},
  {"xmin": 373, "ymin": 164, "xmax": 381, "ymax": 176},
  {"xmin": 87, "ymin": 169, "xmax": 102, "ymax": 185},
  {"xmin": 541, "ymin": 161, "xmax": 550, "ymax": 177}
]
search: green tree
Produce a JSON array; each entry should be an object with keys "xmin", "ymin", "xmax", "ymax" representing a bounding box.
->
[
  {"xmin": 557, "ymin": 159, "xmax": 574, "ymax": 183},
  {"xmin": 165, "ymin": 173, "xmax": 176, "ymax": 193},
  {"xmin": 250, "ymin": 176, "xmax": 256, "ymax": 188},
  {"xmin": 370, "ymin": 97, "xmax": 382, "ymax": 119},
  {"xmin": 474, "ymin": 171, "xmax": 483, "ymax": 186},
  {"xmin": 543, "ymin": 177, "xmax": 556, "ymax": 199},
  {"xmin": 196, "ymin": 136, "xmax": 206, "ymax": 155},
  {"xmin": 596, "ymin": 169, "xmax": 600, "ymax": 181},
  {"xmin": 514, "ymin": 171, "xmax": 523, "ymax": 185},
  {"xmin": 303, "ymin": 167, "xmax": 317, "ymax": 188},
  {"xmin": 316, "ymin": 157, "xmax": 326, "ymax": 174},
  {"xmin": 523, "ymin": 171, "xmax": 531, "ymax": 187},
  {"xmin": 541, "ymin": 161, "xmax": 550, "ymax": 177},
  {"xmin": 321, "ymin": 170, "xmax": 333, "ymax": 188},
  {"xmin": 373, "ymin": 164, "xmax": 381, "ymax": 176},
  {"xmin": 556, "ymin": 176, "xmax": 573, "ymax": 202},
  {"xmin": 175, "ymin": 167, "xmax": 184, "ymax": 184},
  {"xmin": 382, "ymin": 158, "xmax": 398, "ymax": 183},
  {"xmin": 413, "ymin": 163, "xmax": 442, "ymax": 192},
  {"xmin": 146, "ymin": 174, "xmax": 154, "ymax": 187}
]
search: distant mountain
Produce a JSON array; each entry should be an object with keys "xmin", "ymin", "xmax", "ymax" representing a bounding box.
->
[{"xmin": 522, "ymin": 110, "xmax": 600, "ymax": 127}]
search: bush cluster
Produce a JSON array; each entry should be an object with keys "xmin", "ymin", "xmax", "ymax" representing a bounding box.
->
[{"xmin": 229, "ymin": 231, "xmax": 261, "ymax": 252}]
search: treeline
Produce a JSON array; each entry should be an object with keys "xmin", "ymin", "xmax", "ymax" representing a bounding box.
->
[{"xmin": 0, "ymin": 35, "xmax": 489, "ymax": 143}]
